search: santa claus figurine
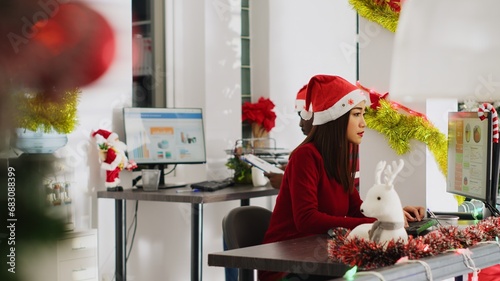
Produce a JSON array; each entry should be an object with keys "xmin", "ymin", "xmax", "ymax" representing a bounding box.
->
[{"xmin": 91, "ymin": 129, "xmax": 137, "ymax": 191}]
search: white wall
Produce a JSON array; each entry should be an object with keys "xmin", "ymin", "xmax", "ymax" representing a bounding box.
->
[
  {"xmin": 357, "ymin": 17, "xmax": 458, "ymax": 212},
  {"xmin": 253, "ymin": 0, "xmax": 358, "ymax": 151}
]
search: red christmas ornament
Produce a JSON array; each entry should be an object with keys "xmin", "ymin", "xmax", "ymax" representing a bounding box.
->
[{"xmin": 4, "ymin": 2, "xmax": 116, "ymax": 99}]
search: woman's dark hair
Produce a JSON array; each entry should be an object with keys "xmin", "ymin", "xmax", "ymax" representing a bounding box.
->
[{"xmin": 293, "ymin": 111, "xmax": 358, "ymax": 193}]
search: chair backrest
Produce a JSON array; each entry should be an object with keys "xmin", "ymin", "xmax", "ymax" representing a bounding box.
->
[{"xmin": 222, "ymin": 205, "xmax": 272, "ymax": 250}]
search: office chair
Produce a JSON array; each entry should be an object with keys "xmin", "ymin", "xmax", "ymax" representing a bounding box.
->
[{"xmin": 222, "ymin": 205, "xmax": 272, "ymax": 281}]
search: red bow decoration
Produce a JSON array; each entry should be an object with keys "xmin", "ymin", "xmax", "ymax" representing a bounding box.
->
[
  {"xmin": 356, "ymin": 81, "xmax": 389, "ymax": 110},
  {"xmin": 356, "ymin": 81, "xmax": 428, "ymax": 121}
]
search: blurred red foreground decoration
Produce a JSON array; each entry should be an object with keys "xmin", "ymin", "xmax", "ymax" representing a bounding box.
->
[{"xmin": 2, "ymin": 1, "xmax": 116, "ymax": 99}]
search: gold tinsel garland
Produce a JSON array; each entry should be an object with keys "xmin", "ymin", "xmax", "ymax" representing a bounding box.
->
[
  {"xmin": 356, "ymin": 81, "xmax": 465, "ymax": 205},
  {"xmin": 15, "ymin": 88, "xmax": 81, "ymax": 134},
  {"xmin": 365, "ymin": 99, "xmax": 465, "ymax": 205},
  {"xmin": 349, "ymin": 0, "xmax": 400, "ymax": 32},
  {"xmin": 365, "ymin": 99, "xmax": 447, "ymax": 173}
]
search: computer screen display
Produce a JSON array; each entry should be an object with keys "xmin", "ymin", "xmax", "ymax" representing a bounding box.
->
[
  {"xmin": 446, "ymin": 111, "xmax": 492, "ymax": 202},
  {"xmin": 123, "ymin": 107, "xmax": 207, "ymax": 165}
]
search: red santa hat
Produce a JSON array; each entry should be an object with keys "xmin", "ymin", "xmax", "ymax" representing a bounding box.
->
[
  {"xmin": 294, "ymin": 84, "xmax": 308, "ymax": 112},
  {"xmin": 92, "ymin": 129, "xmax": 118, "ymax": 143},
  {"xmin": 302, "ymin": 75, "xmax": 368, "ymax": 125}
]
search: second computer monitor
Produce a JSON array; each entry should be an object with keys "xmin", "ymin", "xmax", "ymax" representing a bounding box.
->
[{"xmin": 446, "ymin": 111, "xmax": 494, "ymax": 205}]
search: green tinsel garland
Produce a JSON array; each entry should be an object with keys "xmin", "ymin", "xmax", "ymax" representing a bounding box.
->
[
  {"xmin": 365, "ymin": 99, "xmax": 448, "ymax": 178},
  {"xmin": 15, "ymin": 88, "xmax": 81, "ymax": 134},
  {"xmin": 349, "ymin": 0, "xmax": 399, "ymax": 32}
]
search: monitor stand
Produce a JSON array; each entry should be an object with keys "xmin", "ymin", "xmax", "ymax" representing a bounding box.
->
[
  {"xmin": 155, "ymin": 164, "xmax": 187, "ymax": 189},
  {"xmin": 488, "ymin": 146, "xmax": 500, "ymax": 217}
]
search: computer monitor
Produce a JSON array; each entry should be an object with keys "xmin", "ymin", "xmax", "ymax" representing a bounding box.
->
[
  {"xmin": 446, "ymin": 111, "xmax": 499, "ymax": 211},
  {"xmin": 123, "ymin": 107, "xmax": 207, "ymax": 187}
]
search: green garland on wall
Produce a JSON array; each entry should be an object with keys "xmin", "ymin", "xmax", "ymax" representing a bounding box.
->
[{"xmin": 349, "ymin": 0, "xmax": 400, "ymax": 32}]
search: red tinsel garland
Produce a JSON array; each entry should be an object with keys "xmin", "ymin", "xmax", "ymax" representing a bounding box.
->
[{"xmin": 328, "ymin": 217, "xmax": 500, "ymax": 270}]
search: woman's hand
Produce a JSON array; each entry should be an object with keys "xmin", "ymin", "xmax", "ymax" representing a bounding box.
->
[
  {"xmin": 264, "ymin": 172, "xmax": 283, "ymax": 189},
  {"xmin": 403, "ymin": 206, "xmax": 426, "ymax": 227},
  {"xmin": 264, "ymin": 165, "xmax": 286, "ymax": 189}
]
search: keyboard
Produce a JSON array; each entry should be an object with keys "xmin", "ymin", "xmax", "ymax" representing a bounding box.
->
[
  {"xmin": 405, "ymin": 218, "xmax": 438, "ymax": 236},
  {"xmin": 190, "ymin": 178, "xmax": 234, "ymax": 192}
]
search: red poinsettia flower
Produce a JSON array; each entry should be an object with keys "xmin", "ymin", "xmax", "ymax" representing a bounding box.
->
[{"xmin": 242, "ymin": 97, "xmax": 276, "ymax": 132}]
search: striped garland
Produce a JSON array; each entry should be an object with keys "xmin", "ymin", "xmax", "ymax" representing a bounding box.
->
[{"xmin": 478, "ymin": 103, "xmax": 499, "ymax": 143}]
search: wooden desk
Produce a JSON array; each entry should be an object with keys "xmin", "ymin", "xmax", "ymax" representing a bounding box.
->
[
  {"xmin": 208, "ymin": 234, "xmax": 500, "ymax": 281},
  {"xmin": 97, "ymin": 184, "xmax": 278, "ymax": 281},
  {"xmin": 208, "ymin": 235, "xmax": 351, "ymax": 277}
]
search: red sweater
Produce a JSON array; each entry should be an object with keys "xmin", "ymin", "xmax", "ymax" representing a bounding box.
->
[{"xmin": 258, "ymin": 143, "xmax": 375, "ymax": 281}]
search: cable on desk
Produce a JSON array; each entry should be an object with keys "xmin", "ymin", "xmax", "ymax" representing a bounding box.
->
[
  {"xmin": 132, "ymin": 175, "xmax": 142, "ymax": 187},
  {"xmin": 483, "ymin": 201, "xmax": 500, "ymax": 217},
  {"xmin": 123, "ymin": 165, "xmax": 177, "ymax": 266},
  {"xmin": 163, "ymin": 164, "xmax": 177, "ymax": 175},
  {"xmin": 126, "ymin": 200, "xmax": 139, "ymax": 262},
  {"xmin": 396, "ymin": 258, "xmax": 433, "ymax": 281}
]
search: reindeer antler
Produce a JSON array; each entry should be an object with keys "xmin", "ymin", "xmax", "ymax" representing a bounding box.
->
[
  {"xmin": 374, "ymin": 160, "xmax": 386, "ymax": 185},
  {"xmin": 384, "ymin": 159, "xmax": 405, "ymax": 185}
]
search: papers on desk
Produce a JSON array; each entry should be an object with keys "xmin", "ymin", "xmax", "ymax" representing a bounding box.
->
[{"xmin": 241, "ymin": 154, "xmax": 284, "ymax": 174}]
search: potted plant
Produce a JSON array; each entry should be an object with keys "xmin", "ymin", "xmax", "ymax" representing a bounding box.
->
[
  {"xmin": 13, "ymin": 88, "xmax": 81, "ymax": 154},
  {"xmin": 226, "ymin": 97, "xmax": 277, "ymax": 183},
  {"xmin": 225, "ymin": 146, "xmax": 253, "ymax": 184}
]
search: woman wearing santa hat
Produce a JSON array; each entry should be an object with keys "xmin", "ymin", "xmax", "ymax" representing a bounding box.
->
[
  {"xmin": 265, "ymin": 84, "xmax": 362, "ymax": 191},
  {"xmin": 258, "ymin": 75, "xmax": 424, "ymax": 281}
]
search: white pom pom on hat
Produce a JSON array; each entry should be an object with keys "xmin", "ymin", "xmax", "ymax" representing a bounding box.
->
[{"xmin": 303, "ymin": 75, "xmax": 369, "ymax": 125}]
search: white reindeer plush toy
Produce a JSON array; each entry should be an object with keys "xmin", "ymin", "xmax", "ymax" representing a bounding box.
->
[{"xmin": 348, "ymin": 159, "xmax": 408, "ymax": 244}]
